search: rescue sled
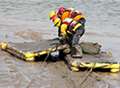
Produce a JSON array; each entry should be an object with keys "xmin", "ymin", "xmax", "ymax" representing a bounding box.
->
[{"xmin": 65, "ymin": 54, "xmax": 120, "ymax": 73}]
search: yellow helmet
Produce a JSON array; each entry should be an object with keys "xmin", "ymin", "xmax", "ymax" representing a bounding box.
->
[
  {"xmin": 49, "ymin": 11, "xmax": 56, "ymax": 19},
  {"xmin": 54, "ymin": 18, "xmax": 61, "ymax": 27}
]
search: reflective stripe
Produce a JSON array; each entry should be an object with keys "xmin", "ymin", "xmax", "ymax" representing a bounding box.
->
[
  {"xmin": 54, "ymin": 18, "xmax": 61, "ymax": 27},
  {"xmin": 61, "ymin": 24, "xmax": 68, "ymax": 35},
  {"xmin": 70, "ymin": 21, "xmax": 77, "ymax": 27},
  {"xmin": 68, "ymin": 21, "xmax": 77, "ymax": 33},
  {"xmin": 57, "ymin": 20, "xmax": 61, "ymax": 27},
  {"xmin": 73, "ymin": 23, "xmax": 81, "ymax": 31},
  {"xmin": 63, "ymin": 18, "xmax": 73, "ymax": 23},
  {"xmin": 54, "ymin": 20, "xmax": 61, "ymax": 27},
  {"xmin": 62, "ymin": 18, "xmax": 73, "ymax": 27},
  {"xmin": 67, "ymin": 30, "xmax": 72, "ymax": 34}
]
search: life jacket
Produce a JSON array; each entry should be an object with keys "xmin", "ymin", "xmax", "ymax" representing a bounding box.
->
[
  {"xmin": 60, "ymin": 18, "xmax": 82, "ymax": 35},
  {"xmin": 73, "ymin": 15, "xmax": 85, "ymax": 22},
  {"xmin": 71, "ymin": 10, "xmax": 85, "ymax": 23},
  {"xmin": 60, "ymin": 18, "xmax": 73, "ymax": 35},
  {"xmin": 69, "ymin": 20, "xmax": 82, "ymax": 33},
  {"xmin": 70, "ymin": 11, "xmax": 81, "ymax": 18}
]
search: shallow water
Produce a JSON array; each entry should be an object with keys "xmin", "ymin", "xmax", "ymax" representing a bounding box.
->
[{"xmin": 0, "ymin": 0, "xmax": 120, "ymax": 88}]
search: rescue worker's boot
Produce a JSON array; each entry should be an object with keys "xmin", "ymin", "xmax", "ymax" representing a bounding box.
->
[{"xmin": 71, "ymin": 45, "xmax": 83, "ymax": 58}]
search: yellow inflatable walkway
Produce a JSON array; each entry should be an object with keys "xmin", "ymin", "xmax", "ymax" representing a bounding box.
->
[
  {"xmin": 0, "ymin": 42, "xmax": 69, "ymax": 61},
  {"xmin": 0, "ymin": 42, "xmax": 120, "ymax": 73}
]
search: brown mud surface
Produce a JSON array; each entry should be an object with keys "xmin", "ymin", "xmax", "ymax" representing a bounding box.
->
[
  {"xmin": 0, "ymin": 0, "xmax": 120, "ymax": 88},
  {"xmin": 0, "ymin": 41, "xmax": 120, "ymax": 88}
]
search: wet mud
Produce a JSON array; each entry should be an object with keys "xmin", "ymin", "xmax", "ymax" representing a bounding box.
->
[
  {"xmin": 1, "ymin": 41, "xmax": 120, "ymax": 88},
  {"xmin": 0, "ymin": 0, "xmax": 120, "ymax": 88},
  {"xmin": 15, "ymin": 30, "xmax": 42, "ymax": 41}
]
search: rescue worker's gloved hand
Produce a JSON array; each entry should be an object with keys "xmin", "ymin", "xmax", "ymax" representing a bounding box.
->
[
  {"xmin": 63, "ymin": 47, "xmax": 71, "ymax": 54},
  {"xmin": 59, "ymin": 36, "xmax": 63, "ymax": 40},
  {"xmin": 61, "ymin": 33, "xmax": 67, "ymax": 38},
  {"xmin": 59, "ymin": 35, "xmax": 67, "ymax": 44}
]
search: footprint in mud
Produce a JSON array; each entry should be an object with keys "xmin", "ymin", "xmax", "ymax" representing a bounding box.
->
[{"xmin": 15, "ymin": 30, "xmax": 43, "ymax": 42}]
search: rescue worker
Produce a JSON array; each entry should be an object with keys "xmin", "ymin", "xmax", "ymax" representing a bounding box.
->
[
  {"xmin": 57, "ymin": 7, "xmax": 86, "ymax": 26},
  {"xmin": 60, "ymin": 18, "xmax": 85, "ymax": 58},
  {"xmin": 49, "ymin": 7, "xmax": 85, "ymax": 58},
  {"xmin": 57, "ymin": 7, "xmax": 86, "ymax": 37}
]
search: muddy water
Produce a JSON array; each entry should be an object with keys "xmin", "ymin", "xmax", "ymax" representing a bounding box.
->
[{"xmin": 0, "ymin": 0, "xmax": 120, "ymax": 88}]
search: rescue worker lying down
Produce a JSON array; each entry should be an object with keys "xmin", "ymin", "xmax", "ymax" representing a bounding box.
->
[{"xmin": 49, "ymin": 7, "xmax": 86, "ymax": 58}]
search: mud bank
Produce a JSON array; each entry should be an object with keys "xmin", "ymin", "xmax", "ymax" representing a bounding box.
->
[
  {"xmin": 0, "ymin": 0, "xmax": 120, "ymax": 88},
  {"xmin": 0, "ymin": 41, "xmax": 120, "ymax": 88}
]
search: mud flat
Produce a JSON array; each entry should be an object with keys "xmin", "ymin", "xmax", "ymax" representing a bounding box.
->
[
  {"xmin": 0, "ymin": 41, "xmax": 120, "ymax": 88},
  {"xmin": 0, "ymin": 0, "xmax": 120, "ymax": 88}
]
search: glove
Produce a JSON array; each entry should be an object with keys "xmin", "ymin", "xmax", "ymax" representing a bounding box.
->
[
  {"xmin": 67, "ymin": 30, "xmax": 75, "ymax": 36},
  {"xmin": 59, "ymin": 34, "xmax": 67, "ymax": 44},
  {"xmin": 61, "ymin": 32, "xmax": 67, "ymax": 38}
]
